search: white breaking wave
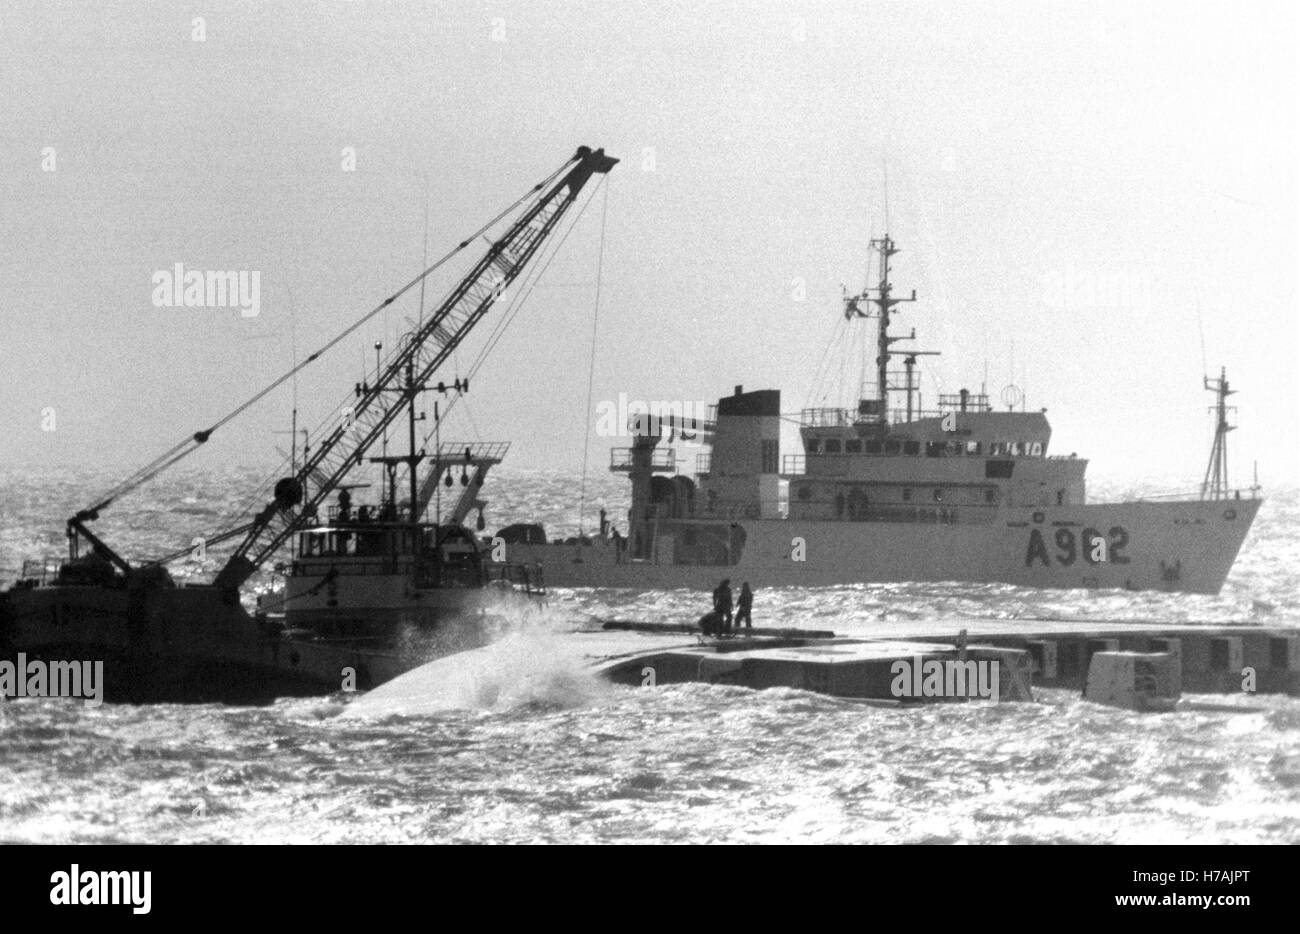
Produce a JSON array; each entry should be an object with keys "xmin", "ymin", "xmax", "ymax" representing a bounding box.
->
[{"xmin": 341, "ymin": 602, "xmax": 613, "ymax": 718}]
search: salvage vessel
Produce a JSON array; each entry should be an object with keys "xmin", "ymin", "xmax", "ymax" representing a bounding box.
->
[{"xmin": 0, "ymin": 146, "xmax": 617, "ymax": 700}]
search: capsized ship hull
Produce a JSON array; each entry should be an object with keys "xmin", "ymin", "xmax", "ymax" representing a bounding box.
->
[{"xmin": 507, "ymin": 497, "xmax": 1260, "ymax": 595}]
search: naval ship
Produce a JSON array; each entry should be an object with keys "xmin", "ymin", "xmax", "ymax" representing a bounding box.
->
[{"xmin": 503, "ymin": 234, "xmax": 1260, "ymax": 595}]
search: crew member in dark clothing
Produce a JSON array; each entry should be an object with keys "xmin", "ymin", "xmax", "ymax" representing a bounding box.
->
[
  {"xmin": 713, "ymin": 579, "xmax": 733, "ymax": 635},
  {"xmin": 735, "ymin": 582, "xmax": 753, "ymax": 630}
]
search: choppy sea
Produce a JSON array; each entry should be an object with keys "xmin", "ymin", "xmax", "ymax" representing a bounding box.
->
[{"xmin": 1, "ymin": 466, "xmax": 1297, "ymax": 843}]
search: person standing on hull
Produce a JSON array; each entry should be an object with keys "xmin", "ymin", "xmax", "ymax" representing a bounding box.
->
[
  {"xmin": 713, "ymin": 578, "xmax": 733, "ymax": 636},
  {"xmin": 735, "ymin": 582, "xmax": 753, "ymax": 631}
]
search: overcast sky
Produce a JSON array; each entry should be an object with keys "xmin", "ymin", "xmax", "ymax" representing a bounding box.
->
[{"xmin": 1, "ymin": 0, "xmax": 1295, "ymax": 490}]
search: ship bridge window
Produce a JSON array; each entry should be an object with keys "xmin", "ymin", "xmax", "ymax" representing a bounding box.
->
[
  {"xmin": 884, "ymin": 440, "xmax": 901, "ymax": 455},
  {"xmin": 824, "ymin": 439, "xmax": 842, "ymax": 454},
  {"xmin": 806, "ymin": 439, "xmax": 820, "ymax": 454},
  {"xmin": 965, "ymin": 441, "xmax": 982, "ymax": 455},
  {"xmin": 865, "ymin": 440, "xmax": 883, "ymax": 454},
  {"xmin": 948, "ymin": 440, "xmax": 966, "ymax": 455},
  {"xmin": 903, "ymin": 441, "xmax": 921, "ymax": 456},
  {"xmin": 845, "ymin": 439, "xmax": 862, "ymax": 453},
  {"xmin": 301, "ymin": 532, "xmax": 357, "ymax": 557},
  {"xmin": 933, "ymin": 488, "xmax": 944, "ymax": 501},
  {"xmin": 984, "ymin": 488, "xmax": 998, "ymax": 504},
  {"xmin": 986, "ymin": 460, "xmax": 1015, "ymax": 479},
  {"xmin": 926, "ymin": 442, "xmax": 945, "ymax": 457},
  {"xmin": 902, "ymin": 487, "xmax": 913, "ymax": 502}
]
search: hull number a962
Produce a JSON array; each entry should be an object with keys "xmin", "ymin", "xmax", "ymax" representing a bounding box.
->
[{"xmin": 1025, "ymin": 526, "xmax": 1130, "ymax": 567}]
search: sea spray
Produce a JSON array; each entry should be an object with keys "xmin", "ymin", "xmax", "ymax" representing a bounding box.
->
[{"xmin": 341, "ymin": 602, "xmax": 613, "ymax": 718}]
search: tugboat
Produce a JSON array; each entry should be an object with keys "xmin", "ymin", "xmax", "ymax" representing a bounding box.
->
[
  {"xmin": 505, "ymin": 233, "xmax": 1261, "ymax": 594},
  {"xmin": 0, "ymin": 145, "xmax": 618, "ymax": 701}
]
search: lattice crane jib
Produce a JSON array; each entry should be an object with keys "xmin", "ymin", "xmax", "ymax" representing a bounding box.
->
[{"xmin": 212, "ymin": 147, "xmax": 617, "ymax": 591}]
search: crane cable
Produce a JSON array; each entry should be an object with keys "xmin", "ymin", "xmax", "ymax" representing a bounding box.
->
[
  {"xmin": 419, "ymin": 174, "xmax": 609, "ymax": 444},
  {"xmin": 576, "ymin": 178, "xmax": 611, "ymax": 536}
]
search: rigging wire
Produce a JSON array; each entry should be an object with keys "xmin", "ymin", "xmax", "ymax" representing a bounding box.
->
[
  {"xmin": 805, "ymin": 315, "xmax": 847, "ymax": 407},
  {"xmin": 424, "ymin": 174, "xmax": 608, "ymax": 441},
  {"xmin": 576, "ymin": 178, "xmax": 611, "ymax": 536},
  {"xmin": 1194, "ymin": 288, "xmax": 1209, "ymax": 380},
  {"xmin": 463, "ymin": 178, "xmax": 606, "ymax": 380}
]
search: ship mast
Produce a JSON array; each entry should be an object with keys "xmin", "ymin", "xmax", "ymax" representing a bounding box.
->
[
  {"xmin": 1200, "ymin": 366, "xmax": 1235, "ymax": 500},
  {"xmin": 843, "ymin": 234, "xmax": 936, "ymax": 424}
]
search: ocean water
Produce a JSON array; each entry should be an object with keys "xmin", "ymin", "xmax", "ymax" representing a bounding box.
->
[{"xmin": 0, "ymin": 466, "xmax": 1297, "ymax": 844}]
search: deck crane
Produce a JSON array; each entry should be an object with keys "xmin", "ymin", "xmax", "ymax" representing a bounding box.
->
[
  {"xmin": 57, "ymin": 145, "xmax": 615, "ymax": 592},
  {"xmin": 212, "ymin": 145, "xmax": 618, "ymax": 592}
]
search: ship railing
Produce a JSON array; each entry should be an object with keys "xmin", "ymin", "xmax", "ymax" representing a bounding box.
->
[
  {"xmin": 19, "ymin": 557, "xmax": 62, "ymax": 586},
  {"xmin": 324, "ymin": 504, "xmax": 415, "ymax": 523},
  {"xmin": 485, "ymin": 561, "xmax": 546, "ymax": 596},
  {"xmin": 887, "ymin": 407, "xmax": 945, "ymax": 424},
  {"xmin": 800, "ymin": 407, "xmax": 855, "ymax": 428},
  {"xmin": 609, "ymin": 447, "xmax": 677, "ymax": 472},
  {"xmin": 937, "ymin": 393, "xmax": 992, "ymax": 412},
  {"xmin": 1130, "ymin": 490, "xmax": 1204, "ymax": 501},
  {"xmin": 802, "ymin": 406, "xmax": 965, "ymax": 427},
  {"xmin": 434, "ymin": 440, "xmax": 511, "ymax": 462},
  {"xmin": 1130, "ymin": 489, "xmax": 1257, "ymax": 503}
]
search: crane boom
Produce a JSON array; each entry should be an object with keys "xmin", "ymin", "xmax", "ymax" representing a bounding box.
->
[{"xmin": 214, "ymin": 146, "xmax": 617, "ymax": 591}]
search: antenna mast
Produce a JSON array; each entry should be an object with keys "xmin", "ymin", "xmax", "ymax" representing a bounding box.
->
[
  {"xmin": 842, "ymin": 234, "xmax": 936, "ymax": 423},
  {"xmin": 1200, "ymin": 366, "xmax": 1235, "ymax": 500}
]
